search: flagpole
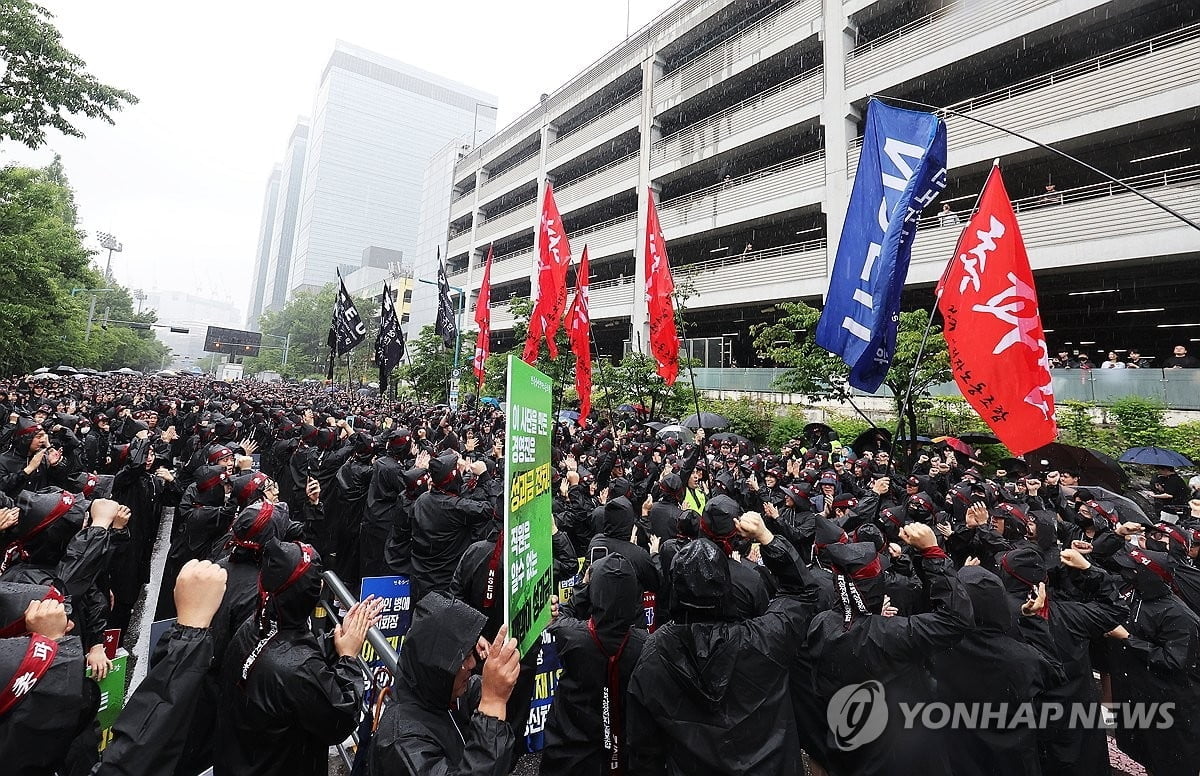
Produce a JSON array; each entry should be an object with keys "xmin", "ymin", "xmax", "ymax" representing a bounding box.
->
[
  {"xmin": 890, "ymin": 164, "xmax": 996, "ymax": 467},
  {"xmin": 870, "ymin": 94, "xmax": 1200, "ymax": 233},
  {"xmin": 674, "ymin": 291, "xmax": 704, "ymax": 427},
  {"xmin": 587, "ymin": 327, "xmax": 617, "ymax": 426}
]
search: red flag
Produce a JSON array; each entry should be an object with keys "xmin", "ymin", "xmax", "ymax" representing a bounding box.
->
[
  {"xmin": 937, "ymin": 164, "xmax": 1057, "ymax": 455},
  {"xmin": 472, "ymin": 245, "xmax": 493, "ymax": 391},
  {"xmin": 523, "ymin": 182, "xmax": 572, "ymax": 363},
  {"xmin": 565, "ymin": 247, "xmax": 592, "ymax": 427},
  {"xmin": 644, "ymin": 188, "xmax": 679, "ymax": 385}
]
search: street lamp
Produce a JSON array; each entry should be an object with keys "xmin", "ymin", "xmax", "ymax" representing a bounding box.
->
[{"xmin": 97, "ymin": 232, "xmax": 123, "ymax": 281}]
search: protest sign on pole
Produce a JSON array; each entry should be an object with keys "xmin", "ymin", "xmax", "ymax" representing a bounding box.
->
[{"xmin": 503, "ymin": 354, "xmax": 555, "ymax": 657}]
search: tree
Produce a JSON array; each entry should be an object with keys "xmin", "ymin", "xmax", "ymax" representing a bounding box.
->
[
  {"xmin": 0, "ymin": 1, "xmax": 137, "ymax": 148},
  {"xmin": 753, "ymin": 303, "xmax": 952, "ymax": 450},
  {"xmin": 398, "ymin": 325, "xmax": 473, "ymax": 403},
  {"xmin": 244, "ymin": 284, "xmax": 338, "ymax": 379}
]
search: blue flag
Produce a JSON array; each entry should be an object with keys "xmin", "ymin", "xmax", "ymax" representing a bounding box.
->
[{"xmin": 815, "ymin": 100, "xmax": 948, "ymax": 392}]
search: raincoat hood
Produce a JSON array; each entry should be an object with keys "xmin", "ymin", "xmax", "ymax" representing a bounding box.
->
[
  {"xmin": 959, "ymin": 566, "xmax": 1016, "ymax": 634},
  {"xmin": 589, "ymin": 554, "xmax": 644, "ymax": 651},
  {"xmin": 398, "ymin": 592, "xmax": 486, "ymax": 710}
]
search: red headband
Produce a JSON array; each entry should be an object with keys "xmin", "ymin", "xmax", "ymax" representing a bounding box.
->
[
  {"xmin": 232, "ymin": 502, "xmax": 275, "ymax": 550},
  {"xmin": 0, "ymin": 635, "xmax": 59, "ymax": 716},
  {"xmin": 238, "ymin": 473, "xmax": 269, "ymax": 505},
  {"xmin": 0, "ymin": 586, "xmax": 64, "ymax": 638},
  {"xmin": 1127, "ymin": 548, "xmax": 1173, "ymax": 585}
]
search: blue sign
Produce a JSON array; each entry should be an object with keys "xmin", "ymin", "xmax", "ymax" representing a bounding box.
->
[
  {"xmin": 524, "ymin": 630, "xmax": 561, "ymax": 752},
  {"xmin": 359, "ymin": 575, "xmax": 412, "ymax": 691},
  {"xmin": 816, "ymin": 100, "xmax": 948, "ymax": 391}
]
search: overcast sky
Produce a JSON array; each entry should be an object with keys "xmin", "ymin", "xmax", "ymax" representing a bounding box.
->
[{"xmin": 3, "ymin": 0, "xmax": 675, "ymax": 321}]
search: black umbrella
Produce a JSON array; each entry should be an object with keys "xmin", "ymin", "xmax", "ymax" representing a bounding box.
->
[
  {"xmin": 1069, "ymin": 486, "xmax": 1155, "ymax": 528},
  {"xmin": 52, "ymin": 365, "xmax": 78, "ymax": 375},
  {"xmin": 1119, "ymin": 446, "xmax": 1193, "ymax": 468},
  {"xmin": 644, "ymin": 421, "xmax": 667, "ymax": 432},
  {"xmin": 78, "ymin": 367, "xmax": 99, "ymax": 375},
  {"xmin": 995, "ymin": 457, "xmax": 1030, "ymax": 475},
  {"xmin": 1026, "ymin": 443, "xmax": 1129, "ymax": 492},
  {"xmin": 710, "ymin": 432, "xmax": 751, "ymax": 449},
  {"xmin": 958, "ymin": 431, "xmax": 1001, "ymax": 446},
  {"xmin": 32, "ymin": 367, "xmax": 49, "ymax": 375},
  {"xmin": 896, "ymin": 435, "xmax": 933, "ymax": 443},
  {"xmin": 680, "ymin": 411, "xmax": 729, "ymax": 430},
  {"xmin": 851, "ymin": 427, "xmax": 893, "ymax": 455}
]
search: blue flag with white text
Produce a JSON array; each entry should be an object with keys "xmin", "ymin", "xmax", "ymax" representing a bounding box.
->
[{"xmin": 815, "ymin": 100, "xmax": 947, "ymax": 392}]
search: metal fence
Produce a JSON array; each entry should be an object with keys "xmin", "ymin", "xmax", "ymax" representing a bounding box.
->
[{"xmin": 693, "ymin": 367, "xmax": 1200, "ymax": 410}]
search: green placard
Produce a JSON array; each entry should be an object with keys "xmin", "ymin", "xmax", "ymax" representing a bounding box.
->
[
  {"xmin": 94, "ymin": 650, "xmax": 128, "ymax": 750},
  {"xmin": 503, "ymin": 355, "xmax": 555, "ymax": 656}
]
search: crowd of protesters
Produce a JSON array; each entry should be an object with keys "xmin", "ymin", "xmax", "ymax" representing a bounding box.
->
[{"xmin": 1, "ymin": 372, "xmax": 1199, "ymax": 776}]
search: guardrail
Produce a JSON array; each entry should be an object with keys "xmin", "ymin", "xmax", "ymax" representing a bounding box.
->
[{"xmin": 692, "ymin": 367, "xmax": 1200, "ymax": 410}]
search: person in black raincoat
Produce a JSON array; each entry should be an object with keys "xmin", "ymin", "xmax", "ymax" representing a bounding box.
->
[
  {"xmin": 931, "ymin": 565, "xmax": 1063, "ymax": 776},
  {"xmin": 1, "ymin": 490, "xmax": 125, "ymax": 682},
  {"xmin": 1108, "ymin": 545, "xmax": 1200, "ymax": 776},
  {"xmin": 216, "ymin": 540, "xmax": 381, "ymax": 776},
  {"xmin": 541, "ymin": 554, "xmax": 647, "ymax": 776},
  {"xmin": 694, "ymin": 494, "xmax": 767, "ymax": 618},
  {"xmin": 96, "ymin": 559, "xmax": 228, "ymax": 776},
  {"xmin": 0, "ymin": 418, "xmax": 72, "ymax": 497},
  {"xmin": 0, "ymin": 595, "xmax": 88, "ymax": 775},
  {"xmin": 587, "ymin": 496, "xmax": 659, "ymax": 594},
  {"xmin": 324, "ymin": 432, "xmax": 375, "ymax": 582},
  {"xmin": 370, "ymin": 592, "xmax": 521, "ymax": 776},
  {"xmin": 156, "ymin": 463, "xmax": 232, "ymax": 618},
  {"xmin": 806, "ymin": 523, "xmax": 973, "ymax": 776},
  {"xmin": 364, "ymin": 428, "xmax": 418, "ymax": 579},
  {"xmin": 626, "ymin": 512, "xmax": 819, "ymax": 776},
  {"xmin": 411, "ymin": 452, "xmax": 495, "ymax": 603},
  {"xmin": 993, "ymin": 543, "xmax": 1127, "ymax": 775}
]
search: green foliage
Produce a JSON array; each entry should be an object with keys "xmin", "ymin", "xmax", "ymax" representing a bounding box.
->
[
  {"xmin": 0, "ymin": 1, "xmax": 138, "ymax": 148},
  {"xmin": 705, "ymin": 398, "xmax": 775, "ymax": 443},
  {"xmin": 767, "ymin": 413, "xmax": 808, "ymax": 449},
  {"xmin": 244, "ymin": 285, "xmax": 339, "ymax": 379},
  {"xmin": 1160, "ymin": 423, "xmax": 1200, "ymax": 463},
  {"xmin": 1108, "ymin": 396, "xmax": 1167, "ymax": 448},
  {"xmin": 1056, "ymin": 402, "xmax": 1096, "ymax": 446},
  {"xmin": 0, "ymin": 163, "xmax": 167, "ymax": 373},
  {"xmin": 397, "ymin": 325, "xmax": 473, "ymax": 404}
]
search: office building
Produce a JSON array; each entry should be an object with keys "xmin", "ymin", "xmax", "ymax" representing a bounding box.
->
[
  {"xmin": 247, "ymin": 120, "xmax": 310, "ymax": 327},
  {"xmin": 246, "ymin": 166, "xmax": 281, "ymax": 328},
  {"xmin": 286, "ymin": 41, "xmax": 497, "ymax": 298},
  {"xmin": 442, "ymin": 0, "xmax": 1200, "ymax": 368}
]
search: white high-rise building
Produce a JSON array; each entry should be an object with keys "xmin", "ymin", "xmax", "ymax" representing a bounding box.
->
[{"xmin": 286, "ymin": 41, "xmax": 497, "ymax": 298}]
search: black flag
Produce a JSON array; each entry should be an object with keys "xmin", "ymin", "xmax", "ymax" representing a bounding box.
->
[
  {"xmin": 327, "ymin": 270, "xmax": 366, "ymax": 378},
  {"xmin": 375, "ymin": 282, "xmax": 405, "ymax": 393},
  {"xmin": 435, "ymin": 251, "xmax": 458, "ymax": 350}
]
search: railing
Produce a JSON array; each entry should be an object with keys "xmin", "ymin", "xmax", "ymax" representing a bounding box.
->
[
  {"xmin": 475, "ymin": 200, "xmax": 537, "ymax": 244},
  {"xmin": 446, "ymin": 231, "xmax": 472, "ymax": 257},
  {"xmin": 656, "ymin": 150, "xmax": 826, "ymax": 231},
  {"xmin": 571, "ymin": 211, "xmax": 639, "ymax": 256},
  {"xmin": 548, "ymin": 95, "xmax": 641, "ymax": 163},
  {"xmin": 555, "ymin": 153, "xmax": 639, "ymax": 211},
  {"xmin": 916, "ymin": 163, "xmax": 1200, "ymax": 233},
  {"xmin": 657, "ymin": 0, "xmax": 820, "ymax": 105},
  {"xmin": 455, "ymin": 0, "xmax": 731, "ymax": 172},
  {"xmin": 845, "ymin": 0, "xmax": 1062, "ymax": 85},
  {"xmin": 650, "ymin": 67, "xmax": 823, "ymax": 169},
  {"xmin": 477, "ymin": 151, "xmax": 541, "ymax": 203},
  {"xmin": 679, "ymin": 238, "xmax": 827, "ymax": 278},
  {"xmin": 487, "ymin": 249, "xmax": 535, "ymax": 283},
  {"xmin": 692, "ymin": 367, "xmax": 1200, "ymax": 410}
]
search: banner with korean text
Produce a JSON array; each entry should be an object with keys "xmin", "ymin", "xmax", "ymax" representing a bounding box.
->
[{"xmin": 504, "ymin": 355, "xmax": 555, "ymax": 656}]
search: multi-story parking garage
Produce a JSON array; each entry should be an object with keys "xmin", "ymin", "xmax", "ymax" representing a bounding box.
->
[{"xmin": 434, "ymin": 0, "xmax": 1200, "ymax": 370}]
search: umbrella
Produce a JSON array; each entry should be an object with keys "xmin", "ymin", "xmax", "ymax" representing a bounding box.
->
[
  {"xmin": 680, "ymin": 411, "xmax": 729, "ymax": 430},
  {"xmin": 557, "ymin": 410, "xmax": 580, "ymax": 422},
  {"xmin": 933, "ymin": 436, "xmax": 977, "ymax": 457},
  {"xmin": 1068, "ymin": 486, "xmax": 1155, "ymax": 528},
  {"xmin": 114, "ymin": 367, "xmax": 141, "ymax": 376},
  {"xmin": 1026, "ymin": 442, "xmax": 1129, "ymax": 492},
  {"xmin": 29, "ymin": 372, "xmax": 59, "ymax": 381},
  {"xmin": 710, "ymin": 432, "xmax": 751, "ymax": 449},
  {"xmin": 1119, "ymin": 446, "xmax": 1193, "ymax": 468},
  {"xmin": 156, "ymin": 370, "xmax": 179, "ymax": 378},
  {"xmin": 656, "ymin": 425, "xmax": 695, "ymax": 444},
  {"xmin": 852, "ymin": 427, "xmax": 893, "ymax": 455},
  {"xmin": 52, "ymin": 365, "xmax": 77, "ymax": 375},
  {"xmin": 896, "ymin": 435, "xmax": 933, "ymax": 444},
  {"xmin": 803, "ymin": 422, "xmax": 836, "ymax": 438},
  {"xmin": 480, "ymin": 397, "xmax": 501, "ymax": 409},
  {"xmin": 32, "ymin": 367, "xmax": 49, "ymax": 375},
  {"xmin": 958, "ymin": 431, "xmax": 1001, "ymax": 446},
  {"xmin": 995, "ymin": 457, "xmax": 1030, "ymax": 475},
  {"xmin": 78, "ymin": 367, "xmax": 99, "ymax": 375},
  {"xmin": 644, "ymin": 421, "xmax": 667, "ymax": 432}
]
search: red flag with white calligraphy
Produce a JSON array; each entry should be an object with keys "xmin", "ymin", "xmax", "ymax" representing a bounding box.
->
[
  {"xmin": 472, "ymin": 245, "xmax": 493, "ymax": 391},
  {"xmin": 565, "ymin": 247, "xmax": 592, "ymax": 427},
  {"xmin": 523, "ymin": 182, "xmax": 572, "ymax": 363},
  {"xmin": 645, "ymin": 189, "xmax": 680, "ymax": 385},
  {"xmin": 937, "ymin": 164, "xmax": 1057, "ymax": 455}
]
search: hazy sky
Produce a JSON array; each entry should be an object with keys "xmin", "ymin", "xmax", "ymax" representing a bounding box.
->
[{"xmin": 3, "ymin": 0, "xmax": 675, "ymax": 321}]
